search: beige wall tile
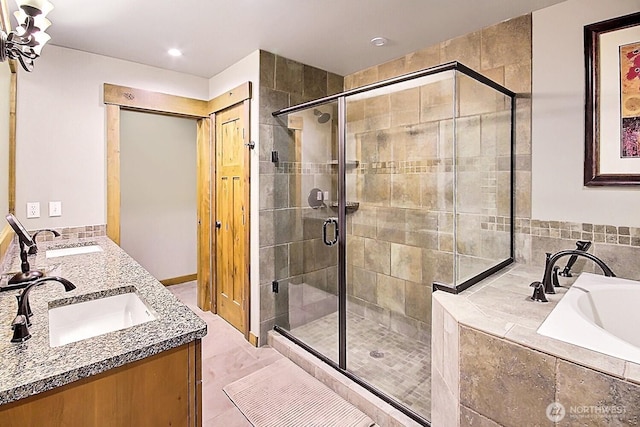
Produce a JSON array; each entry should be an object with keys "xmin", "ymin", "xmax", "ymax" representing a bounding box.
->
[
  {"xmin": 259, "ymin": 50, "xmax": 276, "ymax": 89},
  {"xmin": 405, "ymin": 280, "xmax": 431, "ymax": 323},
  {"xmin": 439, "ymin": 232, "xmax": 454, "ymax": 253},
  {"xmin": 352, "ymin": 266, "xmax": 378, "ymax": 302},
  {"xmin": 350, "ymin": 67, "xmax": 379, "ymax": 90},
  {"xmin": 303, "ymin": 64, "xmax": 328, "ymax": 100},
  {"xmin": 275, "ymin": 56, "xmax": 303, "ymax": 95},
  {"xmin": 376, "ymin": 273, "xmax": 406, "ymax": 313},
  {"xmin": 441, "ymin": 31, "xmax": 481, "ymax": 71},
  {"xmin": 352, "ymin": 206, "xmax": 377, "ymax": 238},
  {"xmin": 347, "ymin": 235, "xmax": 365, "ymax": 268},
  {"xmin": 481, "ymin": 14, "xmax": 531, "ymax": 70},
  {"xmin": 364, "ymin": 238, "xmax": 391, "ymax": 275},
  {"xmin": 515, "ymin": 170, "xmax": 531, "ymax": 218},
  {"xmin": 405, "ymin": 45, "xmax": 441, "ymax": 73},
  {"xmin": 431, "ymin": 368, "xmax": 460, "ymax": 427},
  {"xmin": 459, "ymin": 326, "xmax": 556, "ymax": 426},
  {"xmin": 391, "ymin": 243, "xmax": 422, "ymax": 282},
  {"xmin": 376, "ymin": 207, "xmax": 407, "ymax": 244},
  {"xmin": 327, "ymin": 72, "xmax": 344, "ymax": 96},
  {"xmin": 405, "ymin": 122, "xmax": 439, "ymax": 160},
  {"xmin": 480, "ymin": 66, "xmax": 505, "ymax": 86},
  {"xmin": 365, "ymin": 94, "xmax": 390, "ymax": 118},
  {"xmin": 504, "ymin": 61, "xmax": 531, "ymax": 95},
  {"xmin": 391, "ymin": 174, "xmax": 422, "ymax": 208},
  {"xmin": 460, "ymin": 406, "xmax": 501, "ymax": 427},
  {"xmin": 457, "ymin": 171, "xmax": 484, "ymax": 214},
  {"xmin": 515, "ymin": 97, "xmax": 531, "ymax": 156},
  {"xmin": 363, "ymin": 174, "xmax": 391, "ymax": 206},
  {"xmin": 378, "ymin": 57, "xmax": 407, "ymax": 81},
  {"xmin": 456, "ymin": 116, "xmax": 481, "ymax": 158},
  {"xmin": 443, "ymin": 311, "xmax": 460, "ymax": 402},
  {"xmin": 390, "ymin": 88, "xmax": 420, "ymax": 127},
  {"xmin": 439, "ymin": 119, "xmax": 455, "ymax": 159},
  {"xmin": 420, "ymin": 79, "xmax": 455, "ymax": 122},
  {"xmin": 557, "ymin": 360, "xmax": 640, "ymax": 426},
  {"xmin": 458, "ymin": 74, "xmax": 503, "ymax": 117},
  {"xmin": 593, "ymin": 244, "xmax": 640, "ymax": 281}
]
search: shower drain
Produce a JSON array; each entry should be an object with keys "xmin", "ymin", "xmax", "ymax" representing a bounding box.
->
[{"xmin": 369, "ymin": 350, "xmax": 385, "ymax": 359}]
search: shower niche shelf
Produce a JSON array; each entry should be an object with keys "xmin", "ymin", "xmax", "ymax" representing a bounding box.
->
[
  {"xmin": 329, "ymin": 201, "xmax": 359, "ymax": 213},
  {"xmin": 327, "ymin": 160, "xmax": 359, "ymax": 167}
]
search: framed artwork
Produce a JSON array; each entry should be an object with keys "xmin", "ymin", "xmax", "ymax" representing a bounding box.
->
[{"xmin": 584, "ymin": 11, "xmax": 640, "ymax": 186}]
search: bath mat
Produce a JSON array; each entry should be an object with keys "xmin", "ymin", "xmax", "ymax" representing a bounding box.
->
[{"xmin": 223, "ymin": 358, "xmax": 377, "ymax": 427}]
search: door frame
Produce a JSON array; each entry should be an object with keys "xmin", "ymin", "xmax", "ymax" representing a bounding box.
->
[{"xmin": 104, "ymin": 82, "xmax": 252, "ymax": 341}]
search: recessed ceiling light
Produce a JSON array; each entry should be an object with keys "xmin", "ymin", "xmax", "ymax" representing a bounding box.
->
[
  {"xmin": 370, "ymin": 37, "xmax": 388, "ymax": 47},
  {"xmin": 168, "ymin": 48, "xmax": 182, "ymax": 57}
]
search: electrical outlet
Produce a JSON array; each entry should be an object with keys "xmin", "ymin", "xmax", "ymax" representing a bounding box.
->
[
  {"xmin": 26, "ymin": 202, "xmax": 40, "ymax": 218},
  {"xmin": 49, "ymin": 201, "xmax": 62, "ymax": 217}
]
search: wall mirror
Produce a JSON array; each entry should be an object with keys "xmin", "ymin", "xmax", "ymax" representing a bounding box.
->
[{"xmin": 0, "ymin": 0, "xmax": 18, "ymax": 260}]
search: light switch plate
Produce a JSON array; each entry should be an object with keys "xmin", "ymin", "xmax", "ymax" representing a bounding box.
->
[
  {"xmin": 26, "ymin": 202, "xmax": 40, "ymax": 218},
  {"xmin": 49, "ymin": 201, "xmax": 62, "ymax": 217}
]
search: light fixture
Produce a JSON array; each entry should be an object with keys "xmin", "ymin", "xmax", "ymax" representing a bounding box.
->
[
  {"xmin": 370, "ymin": 37, "xmax": 388, "ymax": 47},
  {"xmin": 0, "ymin": 0, "xmax": 54, "ymax": 72},
  {"xmin": 168, "ymin": 48, "xmax": 182, "ymax": 57}
]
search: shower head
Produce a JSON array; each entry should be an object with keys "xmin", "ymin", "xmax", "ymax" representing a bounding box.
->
[{"xmin": 313, "ymin": 109, "xmax": 331, "ymax": 124}]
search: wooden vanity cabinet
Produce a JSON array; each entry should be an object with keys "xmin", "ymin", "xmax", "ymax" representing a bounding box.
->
[{"xmin": 0, "ymin": 340, "xmax": 202, "ymax": 427}]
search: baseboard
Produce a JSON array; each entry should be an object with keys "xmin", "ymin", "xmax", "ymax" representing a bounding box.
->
[
  {"xmin": 161, "ymin": 273, "xmax": 197, "ymax": 286},
  {"xmin": 249, "ymin": 332, "xmax": 259, "ymax": 347}
]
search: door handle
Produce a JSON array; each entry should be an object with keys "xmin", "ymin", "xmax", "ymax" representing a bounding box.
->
[
  {"xmin": 322, "ymin": 217, "xmax": 338, "ymax": 246},
  {"xmin": 215, "ymin": 221, "xmax": 221, "ymax": 229}
]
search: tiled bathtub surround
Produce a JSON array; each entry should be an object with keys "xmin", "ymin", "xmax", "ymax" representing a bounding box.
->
[
  {"xmin": 432, "ymin": 265, "xmax": 640, "ymax": 426},
  {"xmin": 0, "ymin": 236, "xmax": 206, "ymax": 404}
]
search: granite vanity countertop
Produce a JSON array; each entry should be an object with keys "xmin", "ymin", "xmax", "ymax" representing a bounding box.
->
[
  {"xmin": 0, "ymin": 236, "xmax": 207, "ymax": 405},
  {"xmin": 434, "ymin": 263, "xmax": 640, "ymax": 385}
]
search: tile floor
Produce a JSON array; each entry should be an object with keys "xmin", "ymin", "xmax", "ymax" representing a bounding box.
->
[
  {"xmin": 168, "ymin": 282, "xmax": 284, "ymax": 426},
  {"xmin": 290, "ymin": 311, "xmax": 431, "ymax": 418}
]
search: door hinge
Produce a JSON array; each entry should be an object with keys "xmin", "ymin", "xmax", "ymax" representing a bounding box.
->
[{"xmin": 272, "ymin": 281, "xmax": 279, "ymax": 293}]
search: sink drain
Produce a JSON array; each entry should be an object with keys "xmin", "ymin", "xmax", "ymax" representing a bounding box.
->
[{"xmin": 369, "ymin": 350, "xmax": 384, "ymax": 359}]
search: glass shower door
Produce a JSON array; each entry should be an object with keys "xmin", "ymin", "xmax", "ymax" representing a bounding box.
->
[
  {"xmin": 343, "ymin": 71, "xmax": 457, "ymax": 420},
  {"xmin": 273, "ymin": 101, "xmax": 340, "ymax": 363}
]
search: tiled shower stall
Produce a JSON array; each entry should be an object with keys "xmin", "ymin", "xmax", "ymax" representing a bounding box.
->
[{"xmin": 261, "ymin": 57, "xmax": 514, "ymax": 424}]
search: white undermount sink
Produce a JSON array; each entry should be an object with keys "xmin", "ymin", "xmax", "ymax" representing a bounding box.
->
[
  {"xmin": 49, "ymin": 292, "xmax": 156, "ymax": 347},
  {"xmin": 46, "ymin": 245, "xmax": 103, "ymax": 258}
]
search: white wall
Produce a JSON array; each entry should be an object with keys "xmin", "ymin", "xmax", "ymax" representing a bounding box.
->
[
  {"xmin": 16, "ymin": 45, "xmax": 208, "ymax": 229},
  {"xmin": 532, "ymin": 0, "xmax": 640, "ymax": 226},
  {"xmin": 120, "ymin": 111, "xmax": 197, "ymax": 281},
  {"xmin": 208, "ymin": 50, "xmax": 261, "ymax": 336}
]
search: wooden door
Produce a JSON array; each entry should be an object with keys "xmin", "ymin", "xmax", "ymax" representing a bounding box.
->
[{"xmin": 215, "ymin": 104, "xmax": 248, "ymax": 333}]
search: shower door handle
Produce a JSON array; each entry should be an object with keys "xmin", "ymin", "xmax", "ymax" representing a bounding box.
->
[{"xmin": 322, "ymin": 217, "xmax": 338, "ymax": 246}]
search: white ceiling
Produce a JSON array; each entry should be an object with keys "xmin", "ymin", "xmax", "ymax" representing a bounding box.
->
[{"xmin": 20, "ymin": 0, "xmax": 567, "ymax": 78}]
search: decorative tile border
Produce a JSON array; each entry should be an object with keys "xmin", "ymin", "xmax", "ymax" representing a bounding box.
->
[
  {"xmin": 28, "ymin": 224, "xmax": 107, "ymax": 242},
  {"xmin": 510, "ymin": 218, "xmax": 640, "ymax": 247}
]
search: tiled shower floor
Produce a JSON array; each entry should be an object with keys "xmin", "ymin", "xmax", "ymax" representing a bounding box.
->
[{"xmin": 290, "ymin": 311, "xmax": 431, "ymax": 418}]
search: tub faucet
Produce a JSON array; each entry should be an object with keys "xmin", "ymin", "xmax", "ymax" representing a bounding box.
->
[
  {"xmin": 558, "ymin": 240, "xmax": 592, "ymax": 277},
  {"xmin": 539, "ymin": 250, "xmax": 615, "ymax": 295},
  {"xmin": 11, "ymin": 276, "xmax": 76, "ymax": 343},
  {"xmin": 28, "ymin": 229, "xmax": 61, "ymax": 255}
]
